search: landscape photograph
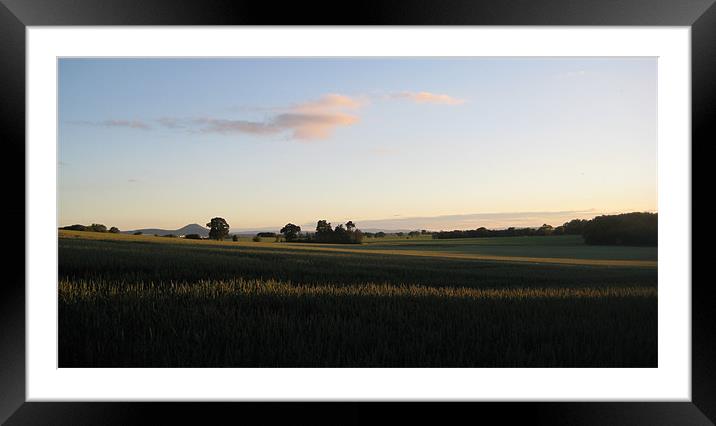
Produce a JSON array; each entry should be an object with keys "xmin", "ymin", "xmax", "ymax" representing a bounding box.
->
[{"xmin": 58, "ymin": 57, "xmax": 657, "ymax": 368}]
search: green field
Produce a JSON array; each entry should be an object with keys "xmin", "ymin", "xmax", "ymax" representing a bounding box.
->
[
  {"xmin": 58, "ymin": 230, "xmax": 657, "ymax": 367},
  {"xmin": 336, "ymin": 234, "xmax": 657, "ymax": 261}
]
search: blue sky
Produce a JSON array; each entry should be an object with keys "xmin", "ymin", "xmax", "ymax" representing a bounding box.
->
[{"xmin": 58, "ymin": 58, "xmax": 657, "ymax": 231}]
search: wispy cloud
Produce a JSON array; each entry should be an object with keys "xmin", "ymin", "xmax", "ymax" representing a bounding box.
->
[
  {"xmin": 100, "ymin": 120, "xmax": 152, "ymax": 130},
  {"xmin": 72, "ymin": 91, "xmax": 463, "ymax": 141},
  {"xmin": 69, "ymin": 119, "xmax": 152, "ymax": 130},
  {"xmin": 198, "ymin": 93, "xmax": 363, "ymax": 141},
  {"xmin": 389, "ymin": 91, "xmax": 465, "ymax": 105}
]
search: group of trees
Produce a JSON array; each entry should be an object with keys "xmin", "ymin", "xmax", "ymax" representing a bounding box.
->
[
  {"xmin": 278, "ymin": 220, "xmax": 363, "ymax": 244},
  {"xmin": 433, "ymin": 225, "xmax": 555, "ymax": 239},
  {"xmin": 60, "ymin": 223, "xmax": 119, "ymax": 233},
  {"xmin": 432, "ymin": 219, "xmax": 590, "ymax": 240},
  {"xmin": 581, "ymin": 212, "xmax": 657, "ymax": 246},
  {"xmin": 431, "ymin": 212, "xmax": 657, "ymax": 246},
  {"xmin": 315, "ymin": 220, "xmax": 363, "ymax": 244},
  {"xmin": 207, "ymin": 218, "xmax": 364, "ymax": 244}
]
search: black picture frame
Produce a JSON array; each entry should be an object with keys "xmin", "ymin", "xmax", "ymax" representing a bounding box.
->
[{"xmin": 1, "ymin": 1, "xmax": 712, "ymax": 424}]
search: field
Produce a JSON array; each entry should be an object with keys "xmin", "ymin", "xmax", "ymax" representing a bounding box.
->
[{"xmin": 58, "ymin": 230, "xmax": 657, "ymax": 367}]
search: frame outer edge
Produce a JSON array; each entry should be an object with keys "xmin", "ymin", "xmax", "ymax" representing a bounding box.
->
[
  {"xmin": 0, "ymin": 0, "xmax": 715, "ymax": 25},
  {"xmin": 3, "ymin": 0, "xmax": 714, "ymax": 423},
  {"xmin": 691, "ymin": 0, "xmax": 716, "ymax": 423},
  {"xmin": 0, "ymin": 1, "xmax": 26, "ymax": 425}
]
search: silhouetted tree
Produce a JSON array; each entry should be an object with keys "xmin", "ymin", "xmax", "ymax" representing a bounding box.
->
[
  {"xmin": 206, "ymin": 217, "xmax": 230, "ymax": 241},
  {"xmin": 280, "ymin": 223, "xmax": 302, "ymax": 242},
  {"xmin": 185, "ymin": 234, "xmax": 202, "ymax": 240},
  {"xmin": 316, "ymin": 220, "xmax": 333, "ymax": 235},
  {"xmin": 108, "ymin": 227, "xmax": 120, "ymax": 233}
]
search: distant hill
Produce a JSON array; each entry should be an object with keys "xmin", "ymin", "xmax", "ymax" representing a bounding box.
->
[{"xmin": 122, "ymin": 223, "xmax": 209, "ymax": 237}]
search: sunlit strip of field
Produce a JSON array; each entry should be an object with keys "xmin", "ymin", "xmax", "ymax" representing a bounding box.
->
[
  {"xmin": 261, "ymin": 246, "xmax": 658, "ymax": 268},
  {"xmin": 58, "ymin": 230, "xmax": 657, "ymax": 268},
  {"xmin": 59, "ymin": 278, "xmax": 657, "ymax": 300}
]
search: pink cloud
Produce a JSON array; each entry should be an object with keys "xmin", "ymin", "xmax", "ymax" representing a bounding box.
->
[
  {"xmin": 193, "ymin": 91, "xmax": 463, "ymax": 141},
  {"xmin": 199, "ymin": 94, "xmax": 363, "ymax": 141},
  {"xmin": 276, "ymin": 112, "xmax": 359, "ymax": 140},
  {"xmin": 293, "ymin": 93, "xmax": 366, "ymax": 112},
  {"xmin": 391, "ymin": 91, "xmax": 465, "ymax": 105},
  {"xmin": 81, "ymin": 91, "xmax": 463, "ymax": 142}
]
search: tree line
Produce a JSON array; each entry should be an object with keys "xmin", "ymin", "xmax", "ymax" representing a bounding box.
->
[
  {"xmin": 581, "ymin": 212, "xmax": 657, "ymax": 246},
  {"xmin": 60, "ymin": 223, "xmax": 120, "ymax": 233},
  {"xmin": 201, "ymin": 218, "xmax": 364, "ymax": 244},
  {"xmin": 431, "ymin": 219, "xmax": 587, "ymax": 239},
  {"xmin": 278, "ymin": 220, "xmax": 364, "ymax": 244},
  {"xmin": 431, "ymin": 212, "xmax": 657, "ymax": 246},
  {"xmin": 60, "ymin": 212, "xmax": 657, "ymax": 246}
]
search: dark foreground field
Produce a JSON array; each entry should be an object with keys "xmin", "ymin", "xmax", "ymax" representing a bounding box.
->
[{"xmin": 58, "ymin": 232, "xmax": 657, "ymax": 367}]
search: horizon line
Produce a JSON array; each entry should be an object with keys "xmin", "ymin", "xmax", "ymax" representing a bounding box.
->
[{"xmin": 59, "ymin": 208, "xmax": 658, "ymax": 233}]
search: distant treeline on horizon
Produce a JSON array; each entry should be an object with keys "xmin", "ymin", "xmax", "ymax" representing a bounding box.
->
[
  {"xmin": 431, "ymin": 212, "xmax": 657, "ymax": 246},
  {"xmin": 59, "ymin": 212, "xmax": 657, "ymax": 247}
]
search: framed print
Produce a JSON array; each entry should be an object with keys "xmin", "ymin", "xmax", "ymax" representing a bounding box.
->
[{"xmin": 2, "ymin": 0, "xmax": 714, "ymax": 424}]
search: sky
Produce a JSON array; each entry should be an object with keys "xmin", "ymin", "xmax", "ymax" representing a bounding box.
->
[{"xmin": 58, "ymin": 58, "xmax": 657, "ymax": 231}]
